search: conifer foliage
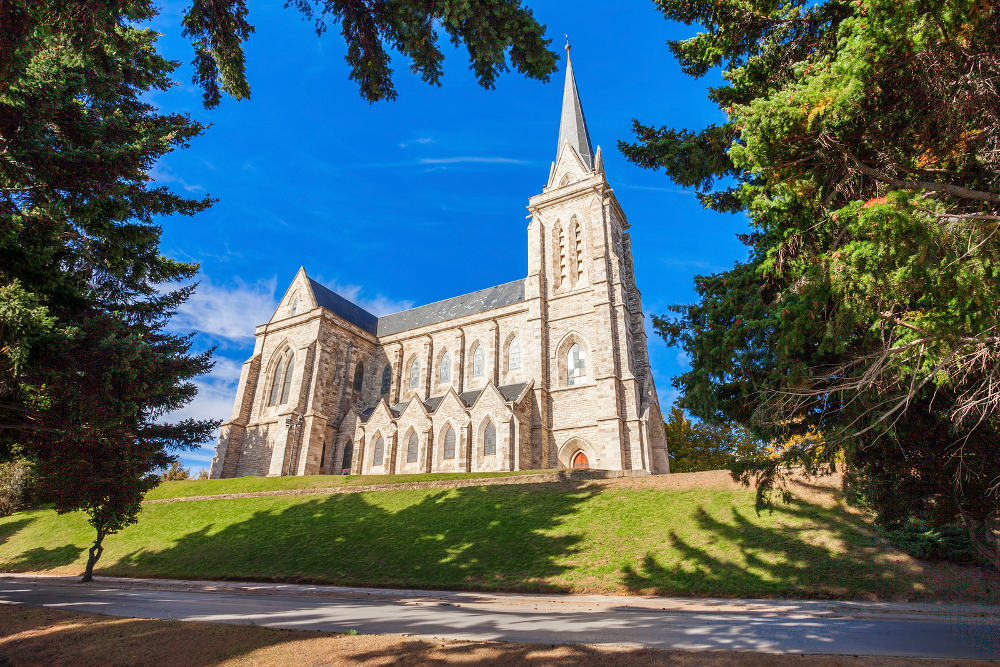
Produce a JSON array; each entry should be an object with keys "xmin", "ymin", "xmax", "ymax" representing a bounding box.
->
[
  {"xmin": 1, "ymin": 1, "xmax": 556, "ymax": 580},
  {"xmin": 623, "ymin": 0, "xmax": 1000, "ymax": 568},
  {"xmin": 0, "ymin": 1, "xmax": 218, "ymax": 581}
]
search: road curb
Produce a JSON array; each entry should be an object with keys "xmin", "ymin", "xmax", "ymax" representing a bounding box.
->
[{"xmin": 2, "ymin": 573, "xmax": 996, "ymax": 622}]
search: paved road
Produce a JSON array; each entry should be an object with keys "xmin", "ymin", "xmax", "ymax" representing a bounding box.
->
[{"xmin": 1, "ymin": 577, "xmax": 997, "ymax": 660}]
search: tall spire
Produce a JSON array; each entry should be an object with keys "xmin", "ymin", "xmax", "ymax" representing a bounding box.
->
[{"xmin": 556, "ymin": 36, "xmax": 594, "ymax": 170}]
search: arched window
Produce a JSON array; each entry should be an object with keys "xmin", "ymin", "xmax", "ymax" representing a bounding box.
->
[
  {"xmin": 567, "ymin": 343, "xmax": 586, "ymax": 386},
  {"xmin": 342, "ymin": 440, "xmax": 353, "ymax": 471},
  {"xmin": 353, "ymin": 363, "xmax": 364, "ymax": 393},
  {"xmin": 472, "ymin": 345, "xmax": 484, "ymax": 379},
  {"xmin": 279, "ymin": 352, "xmax": 295, "ymax": 404},
  {"xmin": 406, "ymin": 432, "xmax": 419, "ymax": 463},
  {"xmin": 439, "ymin": 351, "xmax": 451, "ymax": 384},
  {"xmin": 507, "ymin": 337, "xmax": 521, "ymax": 371},
  {"xmin": 289, "ymin": 296, "xmax": 299, "ymax": 317},
  {"xmin": 408, "ymin": 358, "xmax": 420, "ymax": 389},
  {"xmin": 381, "ymin": 364, "xmax": 392, "ymax": 395},
  {"xmin": 443, "ymin": 426, "xmax": 456, "ymax": 459},
  {"xmin": 573, "ymin": 220, "xmax": 584, "ymax": 283},
  {"xmin": 267, "ymin": 355, "xmax": 285, "ymax": 406},
  {"xmin": 483, "ymin": 421, "xmax": 496, "ymax": 456},
  {"xmin": 372, "ymin": 436, "xmax": 384, "ymax": 466}
]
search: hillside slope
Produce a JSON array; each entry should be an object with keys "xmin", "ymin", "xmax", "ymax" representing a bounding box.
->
[{"xmin": 1, "ymin": 472, "xmax": 995, "ymax": 602}]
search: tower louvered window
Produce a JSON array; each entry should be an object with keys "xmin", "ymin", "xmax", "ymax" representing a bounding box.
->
[
  {"xmin": 381, "ymin": 364, "xmax": 392, "ymax": 395},
  {"xmin": 556, "ymin": 225, "xmax": 568, "ymax": 287},
  {"xmin": 573, "ymin": 221, "xmax": 584, "ymax": 284}
]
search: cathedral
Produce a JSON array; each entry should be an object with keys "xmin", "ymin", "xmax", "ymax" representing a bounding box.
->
[{"xmin": 209, "ymin": 51, "xmax": 670, "ymax": 479}]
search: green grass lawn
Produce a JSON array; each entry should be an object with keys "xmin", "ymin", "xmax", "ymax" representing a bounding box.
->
[
  {"xmin": 146, "ymin": 470, "xmax": 550, "ymax": 500},
  {"xmin": 1, "ymin": 479, "xmax": 996, "ymax": 602}
]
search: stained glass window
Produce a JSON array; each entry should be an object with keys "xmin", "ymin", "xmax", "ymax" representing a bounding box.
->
[
  {"xmin": 279, "ymin": 352, "xmax": 295, "ymax": 403},
  {"xmin": 439, "ymin": 351, "xmax": 451, "ymax": 383},
  {"xmin": 443, "ymin": 426, "xmax": 456, "ymax": 459},
  {"xmin": 408, "ymin": 358, "xmax": 420, "ymax": 388},
  {"xmin": 484, "ymin": 421, "xmax": 496, "ymax": 455},
  {"xmin": 407, "ymin": 432, "xmax": 419, "ymax": 463},
  {"xmin": 472, "ymin": 345, "xmax": 484, "ymax": 378},
  {"xmin": 508, "ymin": 337, "xmax": 521, "ymax": 371},
  {"xmin": 381, "ymin": 364, "xmax": 392, "ymax": 395},
  {"xmin": 567, "ymin": 343, "xmax": 586, "ymax": 386},
  {"xmin": 353, "ymin": 363, "xmax": 364, "ymax": 393},
  {"xmin": 373, "ymin": 436, "xmax": 384, "ymax": 466}
]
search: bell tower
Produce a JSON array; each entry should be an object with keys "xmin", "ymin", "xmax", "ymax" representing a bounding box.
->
[{"xmin": 523, "ymin": 40, "xmax": 670, "ymax": 473}]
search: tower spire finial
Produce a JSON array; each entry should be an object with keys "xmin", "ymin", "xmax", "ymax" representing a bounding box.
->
[{"xmin": 555, "ymin": 40, "xmax": 594, "ymax": 171}]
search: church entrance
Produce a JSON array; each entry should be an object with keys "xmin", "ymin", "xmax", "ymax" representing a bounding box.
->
[{"xmin": 572, "ymin": 451, "xmax": 589, "ymax": 469}]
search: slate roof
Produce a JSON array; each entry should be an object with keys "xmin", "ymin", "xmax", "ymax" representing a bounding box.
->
[
  {"xmin": 309, "ymin": 276, "xmax": 526, "ymax": 338},
  {"xmin": 358, "ymin": 382, "xmax": 530, "ymax": 423},
  {"xmin": 376, "ymin": 279, "xmax": 525, "ymax": 336},
  {"xmin": 309, "ymin": 278, "xmax": 378, "ymax": 335}
]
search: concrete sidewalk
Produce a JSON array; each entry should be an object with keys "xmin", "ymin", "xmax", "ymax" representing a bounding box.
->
[{"xmin": 1, "ymin": 574, "xmax": 997, "ymax": 659}]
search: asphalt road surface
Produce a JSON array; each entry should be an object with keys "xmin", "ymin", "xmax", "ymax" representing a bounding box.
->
[{"xmin": 1, "ymin": 577, "xmax": 997, "ymax": 660}]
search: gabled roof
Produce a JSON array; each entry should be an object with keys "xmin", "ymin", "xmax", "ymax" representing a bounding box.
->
[
  {"xmin": 376, "ymin": 279, "xmax": 525, "ymax": 336},
  {"xmin": 358, "ymin": 382, "xmax": 532, "ymax": 422},
  {"xmin": 304, "ymin": 271, "xmax": 525, "ymax": 338},
  {"xmin": 309, "ymin": 278, "xmax": 378, "ymax": 335}
]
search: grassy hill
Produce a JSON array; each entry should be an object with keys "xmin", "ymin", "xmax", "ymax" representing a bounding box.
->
[
  {"xmin": 145, "ymin": 469, "xmax": 547, "ymax": 500},
  {"xmin": 1, "ymin": 472, "xmax": 996, "ymax": 602}
]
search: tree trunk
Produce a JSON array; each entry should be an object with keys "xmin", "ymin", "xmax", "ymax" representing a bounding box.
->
[
  {"xmin": 965, "ymin": 517, "xmax": 1000, "ymax": 572},
  {"xmin": 81, "ymin": 528, "xmax": 106, "ymax": 583}
]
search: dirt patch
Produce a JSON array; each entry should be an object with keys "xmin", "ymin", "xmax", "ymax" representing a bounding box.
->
[{"xmin": 0, "ymin": 604, "xmax": 976, "ymax": 666}]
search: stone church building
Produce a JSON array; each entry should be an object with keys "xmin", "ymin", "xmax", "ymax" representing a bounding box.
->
[{"xmin": 209, "ymin": 52, "xmax": 670, "ymax": 479}]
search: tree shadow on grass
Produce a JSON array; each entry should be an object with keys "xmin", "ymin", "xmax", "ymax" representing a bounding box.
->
[
  {"xmin": 0, "ymin": 518, "xmax": 32, "ymax": 548},
  {"xmin": 105, "ymin": 482, "xmax": 600, "ymax": 593},
  {"xmin": 621, "ymin": 496, "xmax": 1000, "ymax": 602},
  {"xmin": 5, "ymin": 544, "xmax": 85, "ymax": 571}
]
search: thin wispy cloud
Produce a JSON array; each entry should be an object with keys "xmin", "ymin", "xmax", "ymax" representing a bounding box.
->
[
  {"xmin": 620, "ymin": 183, "xmax": 692, "ymax": 195},
  {"xmin": 399, "ymin": 137, "xmax": 435, "ymax": 148},
  {"xmin": 419, "ymin": 156, "xmax": 531, "ymax": 165},
  {"xmin": 150, "ymin": 162, "xmax": 205, "ymax": 193},
  {"xmin": 318, "ymin": 278, "xmax": 414, "ymax": 316},
  {"xmin": 173, "ymin": 276, "xmax": 278, "ymax": 341}
]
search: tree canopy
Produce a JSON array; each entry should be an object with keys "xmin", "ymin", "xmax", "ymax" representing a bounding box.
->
[{"xmin": 623, "ymin": 0, "xmax": 1000, "ymax": 568}]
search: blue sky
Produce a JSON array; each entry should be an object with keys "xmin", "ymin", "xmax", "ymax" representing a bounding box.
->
[{"xmin": 149, "ymin": 1, "xmax": 750, "ymax": 472}]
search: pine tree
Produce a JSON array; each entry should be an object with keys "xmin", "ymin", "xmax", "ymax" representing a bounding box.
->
[{"xmin": 622, "ymin": 0, "xmax": 1000, "ymax": 568}]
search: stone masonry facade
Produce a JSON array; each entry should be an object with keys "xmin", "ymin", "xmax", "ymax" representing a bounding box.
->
[{"xmin": 209, "ymin": 53, "xmax": 670, "ymax": 478}]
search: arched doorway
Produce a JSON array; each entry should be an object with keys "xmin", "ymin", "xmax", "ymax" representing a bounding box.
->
[
  {"xmin": 341, "ymin": 440, "xmax": 353, "ymax": 474},
  {"xmin": 572, "ymin": 451, "xmax": 589, "ymax": 469}
]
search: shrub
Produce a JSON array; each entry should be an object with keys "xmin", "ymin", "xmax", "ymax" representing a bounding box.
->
[
  {"xmin": 162, "ymin": 462, "xmax": 190, "ymax": 481},
  {"xmin": 0, "ymin": 459, "xmax": 33, "ymax": 516},
  {"xmin": 883, "ymin": 518, "xmax": 977, "ymax": 564}
]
